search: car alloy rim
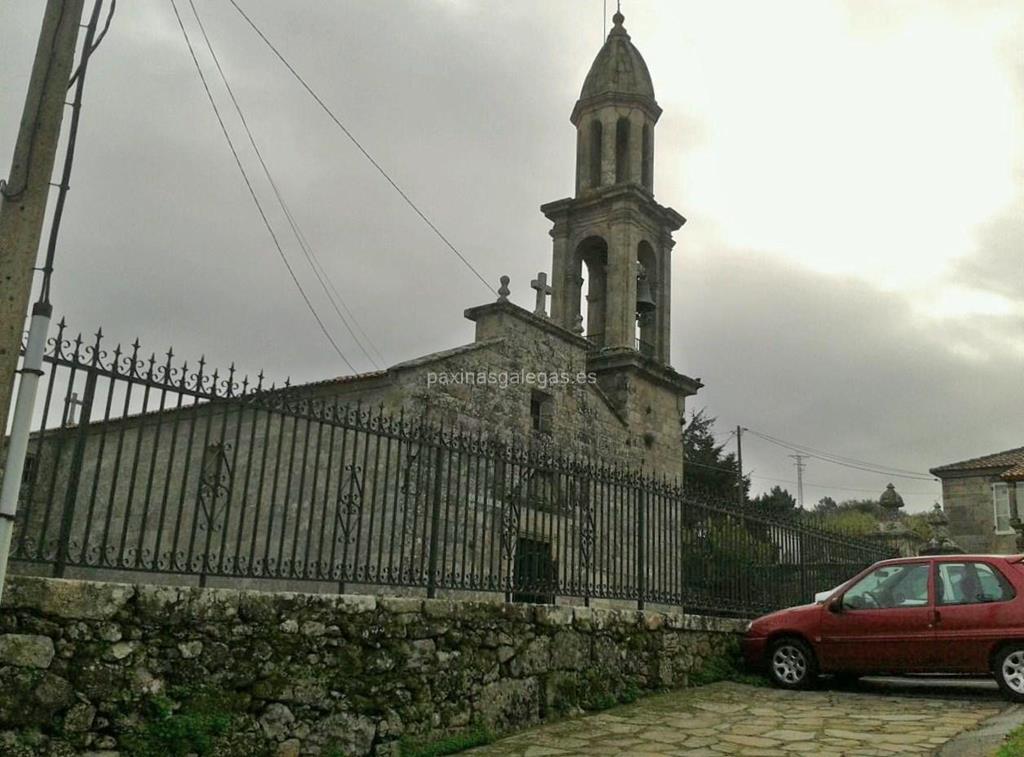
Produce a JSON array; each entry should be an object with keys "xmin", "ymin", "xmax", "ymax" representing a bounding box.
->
[
  {"xmin": 1002, "ymin": 650, "xmax": 1024, "ymax": 694},
  {"xmin": 772, "ymin": 644, "xmax": 807, "ymax": 684}
]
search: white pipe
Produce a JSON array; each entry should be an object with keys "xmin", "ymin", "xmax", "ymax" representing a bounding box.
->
[{"xmin": 0, "ymin": 305, "xmax": 50, "ymax": 603}]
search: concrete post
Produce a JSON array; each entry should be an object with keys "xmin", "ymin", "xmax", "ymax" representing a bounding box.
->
[{"xmin": 0, "ymin": 0, "xmax": 85, "ymax": 439}]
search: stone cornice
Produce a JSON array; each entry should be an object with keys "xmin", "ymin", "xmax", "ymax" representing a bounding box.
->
[
  {"xmin": 570, "ymin": 92, "xmax": 662, "ymax": 126},
  {"xmin": 541, "ymin": 185, "xmax": 685, "ymax": 232},
  {"xmin": 587, "ymin": 347, "xmax": 702, "ymax": 397}
]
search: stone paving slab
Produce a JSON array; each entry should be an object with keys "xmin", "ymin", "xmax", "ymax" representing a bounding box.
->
[{"xmin": 466, "ymin": 681, "xmax": 1006, "ymax": 756}]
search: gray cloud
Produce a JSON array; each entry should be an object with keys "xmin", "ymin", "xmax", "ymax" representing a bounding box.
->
[{"xmin": 2, "ymin": 1, "xmax": 1022, "ymax": 513}]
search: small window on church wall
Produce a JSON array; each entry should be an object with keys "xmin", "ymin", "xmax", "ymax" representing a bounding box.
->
[
  {"xmin": 615, "ymin": 117, "xmax": 630, "ymax": 183},
  {"xmin": 589, "ymin": 120, "xmax": 603, "ymax": 188},
  {"xmin": 530, "ymin": 390, "xmax": 554, "ymax": 435},
  {"xmin": 641, "ymin": 124, "xmax": 652, "ymax": 189}
]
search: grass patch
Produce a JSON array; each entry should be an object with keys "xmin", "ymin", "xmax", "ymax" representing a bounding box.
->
[
  {"xmin": 122, "ymin": 685, "xmax": 248, "ymax": 757},
  {"xmin": 997, "ymin": 722, "xmax": 1024, "ymax": 757},
  {"xmin": 398, "ymin": 725, "xmax": 495, "ymax": 757},
  {"xmin": 690, "ymin": 640, "xmax": 769, "ymax": 688}
]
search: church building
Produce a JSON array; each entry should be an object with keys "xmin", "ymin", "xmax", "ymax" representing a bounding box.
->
[
  {"xmin": 14, "ymin": 12, "xmax": 708, "ymax": 599},
  {"xmin": 292, "ymin": 9, "xmax": 700, "ymax": 479}
]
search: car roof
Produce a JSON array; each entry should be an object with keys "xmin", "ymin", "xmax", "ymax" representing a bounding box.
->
[{"xmin": 875, "ymin": 554, "xmax": 1024, "ymax": 565}]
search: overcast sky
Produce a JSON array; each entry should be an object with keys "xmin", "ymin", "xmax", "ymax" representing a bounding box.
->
[{"xmin": 2, "ymin": 1, "xmax": 1022, "ymax": 511}]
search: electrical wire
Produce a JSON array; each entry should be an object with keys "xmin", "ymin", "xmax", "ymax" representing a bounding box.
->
[
  {"xmin": 187, "ymin": 0, "xmax": 384, "ymax": 370},
  {"xmin": 747, "ymin": 429, "xmax": 929, "ymax": 477},
  {"xmin": 745, "ymin": 429, "xmax": 936, "ymax": 481},
  {"xmin": 227, "ymin": 0, "xmax": 497, "ymax": 296},
  {"xmin": 684, "ymin": 458, "xmax": 937, "ymax": 497},
  {"xmin": 68, "ymin": 0, "xmax": 115, "ymax": 88},
  {"xmin": 169, "ymin": 0, "xmax": 356, "ymax": 373},
  {"xmin": 39, "ymin": 0, "xmax": 108, "ymax": 304}
]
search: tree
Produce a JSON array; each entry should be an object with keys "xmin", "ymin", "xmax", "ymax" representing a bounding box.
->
[
  {"xmin": 751, "ymin": 485, "xmax": 798, "ymax": 517},
  {"xmin": 814, "ymin": 496, "xmax": 838, "ymax": 514},
  {"xmin": 682, "ymin": 409, "xmax": 749, "ymax": 502}
]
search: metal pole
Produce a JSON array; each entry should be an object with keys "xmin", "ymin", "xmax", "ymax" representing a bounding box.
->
[
  {"xmin": 425, "ymin": 436, "xmax": 445, "ymax": 599},
  {"xmin": 736, "ymin": 425, "xmax": 745, "ymax": 507},
  {"xmin": 0, "ymin": 306, "xmax": 51, "ymax": 594},
  {"xmin": 637, "ymin": 484, "xmax": 645, "ymax": 611},
  {"xmin": 790, "ymin": 454, "xmax": 806, "ymax": 509},
  {"xmin": 0, "ymin": 0, "xmax": 85, "ymax": 444},
  {"xmin": 53, "ymin": 369, "xmax": 96, "ymax": 576}
]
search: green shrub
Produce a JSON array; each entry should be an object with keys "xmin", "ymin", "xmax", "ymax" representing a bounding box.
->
[
  {"xmin": 398, "ymin": 725, "xmax": 494, "ymax": 757},
  {"xmin": 122, "ymin": 685, "xmax": 248, "ymax": 757},
  {"xmin": 689, "ymin": 640, "xmax": 768, "ymax": 688},
  {"xmin": 997, "ymin": 723, "xmax": 1024, "ymax": 757}
]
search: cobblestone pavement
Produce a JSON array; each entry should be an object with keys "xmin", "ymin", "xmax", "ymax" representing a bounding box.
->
[{"xmin": 467, "ymin": 680, "xmax": 1008, "ymax": 756}]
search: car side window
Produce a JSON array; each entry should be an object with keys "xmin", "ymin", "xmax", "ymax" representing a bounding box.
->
[
  {"xmin": 936, "ymin": 562, "xmax": 1015, "ymax": 605},
  {"xmin": 842, "ymin": 563, "xmax": 929, "ymax": 610}
]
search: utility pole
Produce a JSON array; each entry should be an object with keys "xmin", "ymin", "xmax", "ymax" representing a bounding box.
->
[
  {"xmin": 789, "ymin": 454, "xmax": 807, "ymax": 509},
  {"xmin": 735, "ymin": 425, "xmax": 745, "ymax": 507},
  {"xmin": 0, "ymin": 0, "xmax": 85, "ymax": 441}
]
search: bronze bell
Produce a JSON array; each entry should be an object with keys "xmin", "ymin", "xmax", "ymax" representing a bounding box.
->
[{"xmin": 636, "ymin": 272, "xmax": 656, "ymax": 314}]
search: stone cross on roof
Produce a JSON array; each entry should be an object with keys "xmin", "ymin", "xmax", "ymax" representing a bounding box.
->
[{"xmin": 531, "ymin": 272, "xmax": 552, "ymax": 318}]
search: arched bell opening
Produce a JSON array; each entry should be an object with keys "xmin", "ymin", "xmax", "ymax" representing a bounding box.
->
[{"xmin": 575, "ymin": 236, "xmax": 609, "ymax": 347}]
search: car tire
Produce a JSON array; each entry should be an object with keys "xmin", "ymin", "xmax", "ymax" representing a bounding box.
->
[
  {"xmin": 767, "ymin": 637, "xmax": 818, "ymax": 690},
  {"xmin": 994, "ymin": 645, "xmax": 1024, "ymax": 702}
]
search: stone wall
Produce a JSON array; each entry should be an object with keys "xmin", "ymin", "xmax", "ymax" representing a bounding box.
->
[
  {"xmin": 941, "ymin": 473, "xmax": 1016, "ymax": 554},
  {"xmin": 0, "ymin": 576, "xmax": 743, "ymax": 756}
]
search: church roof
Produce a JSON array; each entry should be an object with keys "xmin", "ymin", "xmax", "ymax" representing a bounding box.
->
[{"xmin": 578, "ymin": 12, "xmax": 656, "ymax": 105}]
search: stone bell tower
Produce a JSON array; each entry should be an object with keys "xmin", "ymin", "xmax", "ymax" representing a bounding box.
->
[{"xmin": 542, "ymin": 9, "xmax": 684, "ymax": 366}]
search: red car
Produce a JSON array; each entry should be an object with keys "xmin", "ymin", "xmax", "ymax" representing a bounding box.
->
[{"xmin": 742, "ymin": 554, "xmax": 1024, "ymax": 700}]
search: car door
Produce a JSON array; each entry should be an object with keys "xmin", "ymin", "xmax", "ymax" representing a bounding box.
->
[
  {"xmin": 817, "ymin": 561, "xmax": 936, "ymax": 673},
  {"xmin": 930, "ymin": 560, "xmax": 1019, "ymax": 672}
]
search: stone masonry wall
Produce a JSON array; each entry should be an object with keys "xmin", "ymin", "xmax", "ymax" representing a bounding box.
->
[{"xmin": 0, "ymin": 576, "xmax": 742, "ymax": 756}]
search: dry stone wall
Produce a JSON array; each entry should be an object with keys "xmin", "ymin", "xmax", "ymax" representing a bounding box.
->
[{"xmin": 0, "ymin": 576, "xmax": 742, "ymax": 756}]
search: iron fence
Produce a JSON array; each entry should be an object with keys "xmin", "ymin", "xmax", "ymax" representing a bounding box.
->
[{"xmin": 6, "ymin": 320, "xmax": 896, "ymax": 617}]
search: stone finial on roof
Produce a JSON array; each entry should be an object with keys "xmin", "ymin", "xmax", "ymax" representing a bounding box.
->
[
  {"xmin": 879, "ymin": 483, "xmax": 904, "ymax": 519},
  {"xmin": 571, "ymin": 313, "xmax": 584, "ymax": 335},
  {"xmin": 497, "ymin": 275, "xmax": 511, "ymax": 303}
]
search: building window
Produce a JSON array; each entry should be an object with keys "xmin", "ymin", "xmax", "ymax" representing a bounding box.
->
[
  {"xmin": 993, "ymin": 483, "xmax": 1013, "ymax": 534},
  {"xmin": 530, "ymin": 390, "xmax": 553, "ymax": 435}
]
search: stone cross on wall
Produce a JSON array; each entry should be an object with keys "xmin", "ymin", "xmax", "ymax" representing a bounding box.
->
[{"xmin": 531, "ymin": 272, "xmax": 552, "ymax": 318}]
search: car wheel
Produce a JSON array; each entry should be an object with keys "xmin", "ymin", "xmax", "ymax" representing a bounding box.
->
[
  {"xmin": 768, "ymin": 637, "xmax": 817, "ymax": 690},
  {"xmin": 994, "ymin": 645, "xmax": 1024, "ymax": 702}
]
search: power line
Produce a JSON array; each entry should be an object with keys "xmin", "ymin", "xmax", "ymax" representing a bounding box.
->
[
  {"xmin": 227, "ymin": 0, "xmax": 497, "ymax": 297},
  {"xmin": 745, "ymin": 429, "xmax": 936, "ymax": 481},
  {"xmin": 748, "ymin": 428, "xmax": 933, "ymax": 478},
  {"xmin": 169, "ymin": 0, "xmax": 356, "ymax": 373},
  {"xmin": 187, "ymin": 0, "xmax": 383, "ymax": 370}
]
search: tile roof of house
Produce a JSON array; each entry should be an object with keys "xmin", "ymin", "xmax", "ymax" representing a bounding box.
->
[
  {"xmin": 1004, "ymin": 464, "xmax": 1024, "ymax": 481},
  {"xmin": 931, "ymin": 447, "xmax": 1024, "ymax": 475}
]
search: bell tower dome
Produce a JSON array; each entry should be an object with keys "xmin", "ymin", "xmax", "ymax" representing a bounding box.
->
[
  {"xmin": 572, "ymin": 10, "xmax": 660, "ymax": 195},
  {"xmin": 543, "ymin": 10, "xmax": 684, "ymax": 366}
]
